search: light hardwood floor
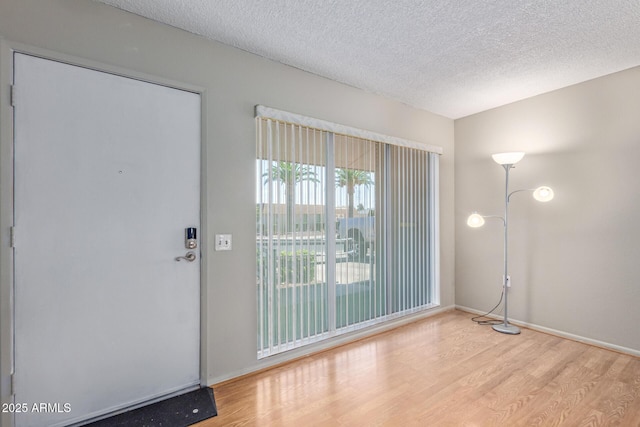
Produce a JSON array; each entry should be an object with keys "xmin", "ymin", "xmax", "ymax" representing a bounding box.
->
[{"xmin": 196, "ymin": 310, "xmax": 640, "ymax": 426}]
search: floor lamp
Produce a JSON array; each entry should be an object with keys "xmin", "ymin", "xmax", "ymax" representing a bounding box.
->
[{"xmin": 467, "ymin": 152, "xmax": 554, "ymax": 335}]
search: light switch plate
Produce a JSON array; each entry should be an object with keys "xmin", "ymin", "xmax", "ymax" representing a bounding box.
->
[{"xmin": 215, "ymin": 234, "xmax": 232, "ymax": 251}]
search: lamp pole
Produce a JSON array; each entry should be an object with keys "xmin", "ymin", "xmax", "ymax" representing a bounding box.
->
[{"xmin": 493, "ymin": 163, "xmax": 521, "ymax": 335}]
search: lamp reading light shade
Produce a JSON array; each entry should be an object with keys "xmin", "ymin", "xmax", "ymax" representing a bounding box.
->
[
  {"xmin": 492, "ymin": 152, "xmax": 525, "ymax": 165},
  {"xmin": 533, "ymin": 186, "xmax": 554, "ymax": 202},
  {"xmin": 467, "ymin": 213, "xmax": 485, "ymax": 228}
]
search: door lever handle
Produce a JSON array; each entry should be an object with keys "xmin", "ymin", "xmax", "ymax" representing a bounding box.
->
[{"xmin": 175, "ymin": 251, "xmax": 197, "ymax": 262}]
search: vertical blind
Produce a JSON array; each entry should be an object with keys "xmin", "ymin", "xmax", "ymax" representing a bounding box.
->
[
  {"xmin": 257, "ymin": 119, "xmax": 329, "ymax": 355},
  {"xmin": 256, "ymin": 106, "xmax": 440, "ymax": 358}
]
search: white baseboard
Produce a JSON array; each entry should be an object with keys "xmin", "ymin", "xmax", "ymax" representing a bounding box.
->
[
  {"xmin": 208, "ymin": 304, "xmax": 456, "ymax": 386},
  {"xmin": 456, "ymin": 305, "xmax": 640, "ymax": 358}
]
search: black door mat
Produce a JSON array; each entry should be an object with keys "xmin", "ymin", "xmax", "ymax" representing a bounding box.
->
[{"xmin": 83, "ymin": 387, "xmax": 217, "ymax": 427}]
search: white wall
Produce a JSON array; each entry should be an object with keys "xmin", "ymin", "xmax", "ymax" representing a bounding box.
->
[
  {"xmin": 0, "ymin": 0, "xmax": 455, "ymax": 414},
  {"xmin": 455, "ymin": 66, "xmax": 640, "ymax": 353}
]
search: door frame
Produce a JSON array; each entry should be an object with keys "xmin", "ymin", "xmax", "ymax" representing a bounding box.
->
[{"xmin": 0, "ymin": 40, "xmax": 210, "ymax": 427}]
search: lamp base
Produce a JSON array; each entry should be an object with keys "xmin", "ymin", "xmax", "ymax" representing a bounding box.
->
[{"xmin": 492, "ymin": 323, "xmax": 521, "ymax": 335}]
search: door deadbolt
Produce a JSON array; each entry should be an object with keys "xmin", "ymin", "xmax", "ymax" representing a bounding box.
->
[{"xmin": 185, "ymin": 227, "xmax": 197, "ymax": 249}]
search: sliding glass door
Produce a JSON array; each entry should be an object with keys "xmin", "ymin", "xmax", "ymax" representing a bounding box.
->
[{"xmin": 256, "ymin": 107, "xmax": 440, "ymax": 358}]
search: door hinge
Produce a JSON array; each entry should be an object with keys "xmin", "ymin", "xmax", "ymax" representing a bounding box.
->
[
  {"xmin": 10, "ymin": 226, "xmax": 15, "ymax": 248},
  {"xmin": 10, "ymin": 85, "xmax": 16, "ymax": 108}
]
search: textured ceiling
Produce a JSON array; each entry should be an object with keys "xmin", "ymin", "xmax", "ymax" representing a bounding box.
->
[{"xmin": 95, "ymin": 0, "xmax": 640, "ymax": 119}]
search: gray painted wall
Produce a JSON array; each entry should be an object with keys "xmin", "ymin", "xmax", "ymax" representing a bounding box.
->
[
  {"xmin": 0, "ymin": 0, "xmax": 455, "ymax": 408},
  {"xmin": 455, "ymin": 66, "xmax": 640, "ymax": 353}
]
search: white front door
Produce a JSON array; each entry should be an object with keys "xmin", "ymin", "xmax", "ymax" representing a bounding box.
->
[{"xmin": 13, "ymin": 53, "xmax": 201, "ymax": 427}]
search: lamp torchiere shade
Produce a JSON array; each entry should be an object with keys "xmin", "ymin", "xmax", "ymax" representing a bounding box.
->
[{"xmin": 491, "ymin": 152, "xmax": 525, "ymax": 165}]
